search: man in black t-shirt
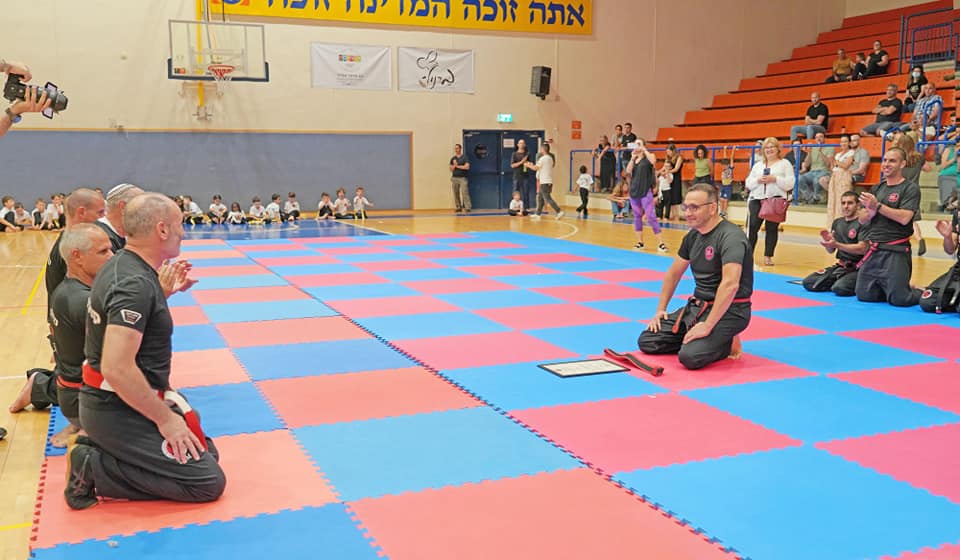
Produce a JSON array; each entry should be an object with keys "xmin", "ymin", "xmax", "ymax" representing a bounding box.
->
[
  {"xmin": 96, "ymin": 183, "xmax": 143, "ymax": 252},
  {"xmin": 45, "ymin": 188, "xmax": 106, "ymax": 308},
  {"xmin": 639, "ymin": 184, "xmax": 753, "ymax": 370},
  {"xmin": 449, "ymin": 144, "xmax": 472, "ymax": 213},
  {"xmin": 66, "ymin": 192, "xmax": 224, "ymax": 510},
  {"xmin": 919, "ymin": 207, "xmax": 960, "ymax": 313},
  {"xmin": 861, "ymin": 84, "xmax": 903, "ymax": 137},
  {"xmin": 511, "ymin": 139, "xmax": 534, "ymax": 212},
  {"xmin": 855, "ymin": 148, "xmax": 922, "ymax": 307},
  {"xmin": 790, "ymin": 92, "xmax": 829, "ymax": 141},
  {"xmin": 865, "ymin": 40, "xmax": 889, "ymax": 77},
  {"xmin": 620, "ymin": 122, "xmax": 637, "ymax": 177},
  {"xmin": 803, "ymin": 192, "xmax": 870, "ymax": 296}
]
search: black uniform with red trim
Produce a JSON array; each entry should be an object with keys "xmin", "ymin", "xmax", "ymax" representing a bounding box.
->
[
  {"xmin": 47, "ymin": 277, "xmax": 91, "ymax": 425},
  {"xmin": 919, "ymin": 208, "xmax": 960, "ymax": 313},
  {"xmin": 639, "ymin": 219, "xmax": 753, "ymax": 370},
  {"xmin": 94, "ymin": 219, "xmax": 125, "ymax": 253},
  {"xmin": 80, "ymin": 249, "xmax": 225, "ymax": 503},
  {"xmin": 802, "ymin": 217, "xmax": 870, "ymax": 296},
  {"xmin": 855, "ymin": 178, "xmax": 922, "ymax": 307}
]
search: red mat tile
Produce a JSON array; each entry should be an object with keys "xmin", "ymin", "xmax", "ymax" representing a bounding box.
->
[
  {"xmin": 321, "ymin": 246, "xmax": 395, "ymax": 256},
  {"xmin": 450, "ymin": 241, "xmax": 525, "ymax": 250},
  {"xmin": 286, "ymin": 272, "xmax": 388, "ymax": 288},
  {"xmin": 32, "ymin": 430, "xmax": 338, "ymax": 548},
  {"xmin": 178, "ymin": 249, "xmax": 249, "ymax": 260},
  {"xmin": 292, "ymin": 236, "xmax": 366, "ymax": 243},
  {"xmin": 367, "ymin": 239, "xmax": 443, "ymax": 247},
  {"xmin": 533, "ymin": 283, "xmax": 658, "ymax": 302},
  {"xmin": 513, "ymin": 394, "xmax": 798, "ymax": 473},
  {"xmin": 353, "ymin": 259, "xmax": 444, "ymax": 272},
  {"xmin": 170, "ymin": 348, "xmax": 251, "ymax": 388},
  {"xmin": 182, "ymin": 239, "xmax": 227, "ymax": 246},
  {"xmin": 740, "ymin": 316, "xmax": 826, "ymax": 341},
  {"xmin": 748, "ymin": 290, "xmax": 831, "ymax": 311},
  {"xmin": 258, "ymin": 367, "xmax": 481, "ymax": 428},
  {"xmin": 394, "ymin": 331, "xmax": 577, "ymax": 370},
  {"xmin": 328, "ymin": 295, "xmax": 461, "ymax": 318},
  {"xmin": 233, "ymin": 243, "xmax": 313, "ymax": 252},
  {"xmin": 457, "ymin": 263, "xmax": 557, "ymax": 277},
  {"xmin": 253, "ymin": 255, "xmax": 342, "ymax": 266},
  {"xmin": 477, "ymin": 303, "xmax": 630, "ymax": 330},
  {"xmin": 189, "ymin": 265, "xmax": 270, "ymax": 278},
  {"xmin": 349, "ymin": 468, "xmax": 737, "ymax": 560},
  {"xmin": 580, "ymin": 269, "xmax": 669, "ymax": 283},
  {"xmin": 169, "ymin": 306, "xmax": 209, "ymax": 326},
  {"xmin": 191, "ymin": 285, "xmax": 312, "ymax": 306},
  {"xmin": 414, "ymin": 250, "xmax": 488, "ymax": 259},
  {"xmin": 401, "ymin": 278, "xmax": 516, "ymax": 295},
  {"xmin": 818, "ymin": 423, "xmax": 960, "ymax": 504},
  {"xmin": 840, "ymin": 324, "xmax": 960, "ymax": 361},
  {"xmin": 217, "ymin": 316, "xmax": 370, "ymax": 347},
  {"xmin": 618, "ymin": 351, "xmax": 817, "ymax": 392},
  {"xmin": 506, "ymin": 253, "xmax": 594, "ymax": 264},
  {"xmin": 888, "ymin": 543, "xmax": 960, "ymax": 560},
  {"xmin": 832, "ymin": 363, "xmax": 960, "ymax": 415},
  {"xmin": 412, "ymin": 232, "xmax": 471, "ymax": 239}
]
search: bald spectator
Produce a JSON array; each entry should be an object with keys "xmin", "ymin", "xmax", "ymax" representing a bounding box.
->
[
  {"xmin": 790, "ymin": 92, "xmax": 829, "ymax": 141},
  {"xmin": 825, "ymin": 49, "xmax": 854, "ymax": 83},
  {"xmin": 849, "ymin": 134, "xmax": 870, "ymax": 184},
  {"xmin": 861, "ymin": 84, "xmax": 903, "ymax": 137}
]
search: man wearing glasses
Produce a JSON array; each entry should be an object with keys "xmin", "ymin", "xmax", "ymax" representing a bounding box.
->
[{"xmin": 639, "ymin": 183, "xmax": 753, "ymax": 370}]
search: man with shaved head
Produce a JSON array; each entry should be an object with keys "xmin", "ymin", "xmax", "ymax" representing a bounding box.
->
[
  {"xmin": 45, "ymin": 188, "xmax": 106, "ymax": 302},
  {"xmin": 96, "ymin": 183, "xmax": 143, "ymax": 252},
  {"xmin": 67, "ymin": 192, "xmax": 223, "ymax": 510}
]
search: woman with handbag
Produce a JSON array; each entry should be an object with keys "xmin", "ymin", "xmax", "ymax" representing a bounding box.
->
[{"xmin": 745, "ymin": 137, "xmax": 795, "ymax": 266}]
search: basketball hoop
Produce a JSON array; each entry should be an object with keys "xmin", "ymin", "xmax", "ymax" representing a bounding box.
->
[{"xmin": 207, "ymin": 64, "xmax": 234, "ymax": 95}]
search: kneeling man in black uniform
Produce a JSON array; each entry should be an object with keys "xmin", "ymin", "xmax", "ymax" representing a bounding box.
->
[
  {"xmin": 639, "ymin": 183, "xmax": 753, "ymax": 370},
  {"xmin": 919, "ymin": 207, "xmax": 960, "ymax": 313},
  {"xmin": 803, "ymin": 191, "xmax": 869, "ymax": 296},
  {"xmin": 66, "ymin": 193, "xmax": 225, "ymax": 510}
]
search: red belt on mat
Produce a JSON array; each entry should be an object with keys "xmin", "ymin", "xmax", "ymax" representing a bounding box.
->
[
  {"xmin": 671, "ymin": 297, "xmax": 752, "ymax": 335},
  {"xmin": 82, "ymin": 362, "xmax": 207, "ymax": 448}
]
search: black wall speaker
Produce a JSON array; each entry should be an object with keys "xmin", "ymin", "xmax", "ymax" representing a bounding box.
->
[{"xmin": 530, "ymin": 66, "xmax": 551, "ymax": 99}]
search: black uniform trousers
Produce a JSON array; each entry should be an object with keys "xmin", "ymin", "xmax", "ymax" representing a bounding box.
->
[
  {"xmin": 638, "ymin": 299, "xmax": 751, "ymax": 370},
  {"xmin": 79, "ymin": 389, "xmax": 226, "ymax": 503},
  {"xmin": 919, "ymin": 262, "xmax": 960, "ymax": 314},
  {"xmin": 856, "ymin": 248, "xmax": 921, "ymax": 307},
  {"xmin": 802, "ymin": 262, "xmax": 858, "ymax": 297},
  {"xmin": 28, "ymin": 368, "xmax": 58, "ymax": 410}
]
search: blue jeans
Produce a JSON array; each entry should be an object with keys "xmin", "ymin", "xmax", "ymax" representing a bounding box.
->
[
  {"xmin": 789, "ymin": 124, "xmax": 826, "ymax": 141},
  {"xmin": 798, "ymin": 170, "xmax": 829, "ymax": 202}
]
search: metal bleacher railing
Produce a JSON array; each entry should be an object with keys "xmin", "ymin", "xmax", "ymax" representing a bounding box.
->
[
  {"xmin": 898, "ymin": 6, "xmax": 955, "ymax": 73},
  {"xmin": 880, "ymin": 98, "xmax": 945, "ymax": 156}
]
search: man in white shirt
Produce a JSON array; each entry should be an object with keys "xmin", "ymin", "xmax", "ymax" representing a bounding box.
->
[{"xmin": 525, "ymin": 143, "xmax": 564, "ymax": 220}]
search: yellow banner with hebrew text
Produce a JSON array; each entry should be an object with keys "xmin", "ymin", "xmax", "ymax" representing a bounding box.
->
[{"xmin": 212, "ymin": 0, "xmax": 592, "ymax": 35}]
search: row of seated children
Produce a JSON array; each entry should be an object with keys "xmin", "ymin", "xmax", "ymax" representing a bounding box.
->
[
  {"xmin": 0, "ymin": 195, "xmax": 65, "ymax": 232},
  {"xmin": 316, "ymin": 187, "xmax": 374, "ymax": 220},
  {"xmin": 176, "ymin": 192, "xmax": 304, "ymax": 225}
]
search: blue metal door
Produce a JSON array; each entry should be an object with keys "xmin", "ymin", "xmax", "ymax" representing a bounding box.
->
[{"xmin": 463, "ymin": 131, "xmax": 501, "ymax": 210}]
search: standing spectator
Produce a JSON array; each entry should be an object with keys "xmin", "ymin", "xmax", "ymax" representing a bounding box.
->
[
  {"xmin": 511, "ymin": 139, "xmax": 534, "ymax": 213},
  {"xmin": 865, "ymin": 40, "xmax": 890, "ymax": 77},
  {"xmin": 901, "ymin": 82, "xmax": 942, "ymax": 141},
  {"xmin": 625, "ymin": 140, "xmax": 668, "ymax": 252},
  {"xmin": 692, "ymin": 145, "xmax": 713, "ymax": 185},
  {"xmin": 746, "ymin": 137, "xmax": 795, "ymax": 267},
  {"xmin": 620, "ymin": 123, "xmax": 637, "ymax": 178},
  {"xmin": 849, "ymin": 134, "xmax": 870, "ymax": 184},
  {"xmin": 904, "ymin": 66, "xmax": 928, "ymax": 111},
  {"xmin": 575, "ymin": 165, "xmax": 593, "ymax": 218},
  {"xmin": 449, "ymin": 144, "xmax": 471, "ymax": 213},
  {"xmin": 593, "ymin": 135, "xmax": 616, "ymax": 192},
  {"xmin": 851, "ymin": 53, "xmax": 867, "ymax": 81},
  {"xmin": 797, "ymin": 131, "xmax": 834, "ymax": 204},
  {"xmin": 825, "ymin": 49, "xmax": 855, "ymax": 83},
  {"xmin": 825, "ymin": 135, "xmax": 856, "ymax": 225},
  {"xmin": 790, "ymin": 92, "xmax": 829, "ymax": 141},
  {"xmin": 612, "ymin": 124, "xmax": 624, "ymax": 151},
  {"xmin": 861, "ymin": 84, "xmax": 903, "ymax": 137},
  {"xmin": 661, "ymin": 144, "xmax": 684, "ymax": 221},
  {"xmin": 719, "ymin": 146, "xmax": 736, "ymax": 218},
  {"xmin": 525, "ymin": 143, "xmax": 564, "ymax": 220}
]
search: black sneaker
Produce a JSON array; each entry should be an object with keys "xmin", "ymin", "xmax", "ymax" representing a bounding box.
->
[
  {"xmin": 64, "ymin": 441, "xmax": 98, "ymax": 510},
  {"xmin": 918, "ymin": 238, "xmax": 927, "ymax": 256},
  {"xmin": 0, "ymin": 426, "xmax": 6, "ymax": 441}
]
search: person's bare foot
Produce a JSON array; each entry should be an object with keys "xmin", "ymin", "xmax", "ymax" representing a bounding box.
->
[
  {"xmin": 50, "ymin": 425, "xmax": 81, "ymax": 448},
  {"xmin": 729, "ymin": 336, "xmax": 743, "ymax": 360},
  {"xmin": 762, "ymin": 257, "xmax": 774, "ymax": 266},
  {"xmin": 9, "ymin": 372, "xmax": 38, "ymax": 413}
]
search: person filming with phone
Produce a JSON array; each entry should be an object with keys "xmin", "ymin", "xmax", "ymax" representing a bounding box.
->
[{"xmin": 0, "ymin": 59, "xmax": 53, "ymax": 138}]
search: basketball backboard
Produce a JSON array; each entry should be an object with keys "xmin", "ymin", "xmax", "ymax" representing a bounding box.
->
[{"xmin": 167, "ymin": 20, "xmax": 269, "ymax": 82}]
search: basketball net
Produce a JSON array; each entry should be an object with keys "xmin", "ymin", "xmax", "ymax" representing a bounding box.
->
[{"xmin": 207, "ymin": 64, "xmax": 235, "ymax": 96}]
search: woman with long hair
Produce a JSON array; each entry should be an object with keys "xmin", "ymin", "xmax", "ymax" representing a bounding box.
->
[
  {"xmin": 745, "ymin": 137, "xmax": 796, "ymax": 266},
  {"xmin": 905, "ymin": 65, "xmax": 928, "ymax": 112},
  {"xmin": 693, "ymin": 144, "xmax": 713, "ymax": 186},
  {"xmin": 894, "ymin": 133, "xmax": 933, "ymax": 255},
  {"xmin": 661, "ymin": 144, "xmax": 684, "ymax": 220},
  {"xmin": 594, "ymin": 135, "xmax": 616, "ymax": 192},
  {"xmin": 825, "ymin": 134, "xmax": 856, "ymax": 224}
]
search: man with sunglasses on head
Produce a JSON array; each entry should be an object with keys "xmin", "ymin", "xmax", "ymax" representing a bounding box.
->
[
  {"xmin": 639, "ymin": 183, "xmax": 753, "ymax": 370},
  {"xmin": 803, "ymin": 191, "xmax": 869, "ymax": 296}
]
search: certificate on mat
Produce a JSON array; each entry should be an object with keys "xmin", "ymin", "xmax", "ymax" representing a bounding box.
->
[{"xmin": 539, "ymin": 359, "xmax": 628, "ymax": 378}]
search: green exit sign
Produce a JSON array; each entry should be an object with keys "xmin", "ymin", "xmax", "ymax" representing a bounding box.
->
[{"xmin": 497, "ymin": 113, "xmax": 513, "ymax": 123}]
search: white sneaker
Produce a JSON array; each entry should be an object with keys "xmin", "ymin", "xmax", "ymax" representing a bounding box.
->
[
  {"xmin": 657, "ymin": 243, "xmax": 668, "ymax": 253},
  {"xmin": 530, "ymin": 214, "xmax": 541, "ymax": 220},
  {"xmin": 555, "ymin": 211, "xmax": 565, "ymax": 220}
]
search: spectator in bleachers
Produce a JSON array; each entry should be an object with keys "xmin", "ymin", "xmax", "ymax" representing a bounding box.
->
[
  {"xmin": 746, "ymin": 137, "xmax": 795, "ymax": 267},
  {"xmin": 864, "ymin": 40, "xmax": 890, "ymax": 77},
  {"xmin": 593, "ymin": 135, "xmax": 616, "ymax": 193},
  {"xmin": 719, "ymin": 146, "xmax": 736, "ymax": 218},
  {"xmin": 825, "ymin": 49, "xmax": 855, "ymax": 83},
  {"xmin": 797, "ymin": 131, "xmax": 834, "ymax": 204},
  {"xmin": 612, "ymin": 124, "xmax": 624, "ymax": 151},
  {"xmin": 783, "ymin": 141, "xmax": 807, "ymax": 170},
  {"xmin": 692, "ymin": 145, "xmax": 713, "ymax": 186},
  {"xmin": 904, "ymin": 66, "xmax": 928, "ymax": 111},
  {"xmin": 621, "ymin": 123, "xmax": 637, "ymax": 149},
  {"xmin": 851, "ymin": 53, "xmax": 867, "ymax": 81},
  {"xmin": 861, "ymin": 84, "xmax": 903, "ymax": 137},
  {"xmin": 789, "ymin": 92, "xmax": 829, "ymax": 141},
  {"xmin": 901, "ymin": 82, "xmax": 942, "ymax": 141},
  {"xmin": 849, "ymin": 134, "xmax": 870, "ymax": 184},
  {"xmin": 825, "ymin": 135, "xmax": 856, "ymax": 224}
]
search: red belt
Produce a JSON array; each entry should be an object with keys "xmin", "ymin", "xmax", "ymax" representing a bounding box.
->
[
  {"xmin": 671, "ymin": 297, "xmax": 751, "ymax": 334},
  {"xmin": 57, "ymin": 377, "xmax": 82, "ymax": 390},
  {"xmin": 857, "ymin": 236, "xmax": 912, "ymax": 270},
  {"xmin": 82, "ymin": 362, "xmax": 207, "ymax": 449}
]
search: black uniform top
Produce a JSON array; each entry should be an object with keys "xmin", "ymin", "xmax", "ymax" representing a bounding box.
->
[
  {"xmin": 831, "ymin": 217, "xmax": 870, "ymax": 265},
  {"xmin": 450, "ymin": 155, "xmax": 468, "ymax": 178},
  {"xmin": 952, "ymin": 209, "xmax": 960, "ymax": 260},
  {"xmin": 50, "ymin": 277, "xmax": 91, "ymax": 383},
  {"xmin": 628, "ymin": 156, "xmax": 655, "ymax": 199},
  {"xmin": 876, "ymin": 98, "xmax": 903, "ymax": 123},
  {"xmin": 678, "ymin": 219, "xmax": 754, "ymax": 301},
  {"xmin": 85, "ymin": 250, "xmax": 173, "ymax": 391},
  {"xmin": 866, "ymin": 179, "xmax": 920, "ymax": 244},
  {"xmin": 95, "ymin": 220, "xmax": 125, "ymax": 253},
  {"xmin": 45, "ymin": 232, "xmax": 67, "ymax": 305}
]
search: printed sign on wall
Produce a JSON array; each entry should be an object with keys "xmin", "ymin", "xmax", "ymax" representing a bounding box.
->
[
  {"xmin": 311, "ymin": 43, "xmax": 392, "ymax": 90},
  {"xmin": 398, "ymin": 48, "xmax": 474, "ymax": 93}
]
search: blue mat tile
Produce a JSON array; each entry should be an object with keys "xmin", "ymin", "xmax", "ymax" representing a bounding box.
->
[
  {"xmin": 202, "ymin": 299, "xmax": 337, "ymax": 324},
  {"xmin": 743, "ymin": 334, "xmax": 943, "ymax": 374},
  {"xmin": 294, "ymin": 407, "xmax": 580, "ymax": 501},
  {"xmin": 32, "ymin": 504, "xmax": 381, "ymax": 560},
  {"xmin": 172, "ymin": 324, "xmax": 226, "ymax": 352},
  {"xmin": 302, "ymin": 241, "xmax": 375, "ymax": 250},
  {"xmin": 44, "ymin": 406, "xmax": 70, "ymax": 457},
  {"xmin": 234, "ymin": 339, "xmax": 414, "ymax": 380},
  {"xmin": 166, "ymin": 291, "xmax": 197, "ymax": 307},
  {"xmin": 756, "ymin": 303, "xmax": 945, "ymax": 332},
  {"xmin": 443, "ymin": 361, "xmax": 666, "ymax": 411},
  {"xmin": 684, "ymin": 376, "xmax": 959, "ymax": 442},
  {"xmin": 436, "ymin": 257, "xmax": 516, "ymax": 267},
  {"xmin": 242, "ymin": 249, "xmax": 321, "ymax": 259},
  {"xmin": 377, "ymin": 268, "xmax": 476, "ymax": 282},
  {"xmin": 435, "ymin": 289, "xmax": 564, "ymax": 310},
  {"xmin": 493, "ymin": 273, "xmax": 603, "ymax": 289},
  {"xmin": 179, "ymin": 242, "xmax": 232, "ymax": 250},
  {"xmin": 526, "ymin": 322, "xmax": 640, "ymax": 357},
  {"xmin": 583, "ymin": 297, "xmax": 689, "ymax": 322},
  {"xmin": 335, "ymin": 252, "xmax": 417, "ymax": 263},
  {"xmin": 303, "ymin": 283, "xmax": 421, "ymax": 301},
  {"xmin": 180, "ymin": 382, "xmax": 282, "ymax": 437},
  {"xmin": 537, "ymin": 260, "xmax": 635, "ymax": 273},
  {"xmin": 228, "ymin": 238, "xmax": 297, "ymax": 245},
  {"xmin": 188, "ymin": 258, "xmax": 255, "ymax": 268},
  {"xmin": 388, "ymin": 243, "xmax": 453, "ymax": 252},
  {"xmin": 268, "ymin": 264, "xmax": 363, "ymax": 277},
  {"xmin": 614, "ymin": 446, "xmax": 960, "ymax": 560},
  {"xmin": 354, "ymin": 311, "xmax": 509, "ymax": 340},
  {"xmin": 188, "ymin": 274, "xmax": 288, "ymax": 290},
  {"xmin": 478, "ymin": 246, "xmax": 550, "ymax": 256}
]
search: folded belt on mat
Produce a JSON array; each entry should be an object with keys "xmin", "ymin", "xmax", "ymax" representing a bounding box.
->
[
  {"xmin": 857, "ymin": 236, "xmax": 912, "ymax": 269},
  {"xmin": 671, "ymin": 297, "xmax": 751, "ymax": 335}
]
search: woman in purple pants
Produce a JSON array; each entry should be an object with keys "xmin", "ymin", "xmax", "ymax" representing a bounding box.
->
[{"xmin": 626, "ymin": 139, "xmax": 668, "ymax": 253}]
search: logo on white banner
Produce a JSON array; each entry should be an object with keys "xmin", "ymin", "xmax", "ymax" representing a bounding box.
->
[{"xmin": 399, "ymin": 48, "xmax": 474, "ymax": 93}]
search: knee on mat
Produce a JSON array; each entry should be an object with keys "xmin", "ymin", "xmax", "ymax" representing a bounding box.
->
[
  {"xmin": 831, "ymin": 283, "xmax": 855, "ymax": 297},
  {"xmin": 637, "ymin": 331, "xmax": 668, "ymax": 355},
  {"xmin": 190, "ymin": 468, "xmax": 227, "ymax": 503},
  {"xmin": 801, "ymin": 275, "xmax": 821, "ymax": 292},
  {"xmin": 889, "ymin": 290, "xmax": 921, "ymax": 308},
  {"xmin": 678, "ymin": 347, "xmax": 711, "ymax": 370}
]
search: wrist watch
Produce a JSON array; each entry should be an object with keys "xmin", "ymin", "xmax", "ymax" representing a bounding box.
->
[{"xmin": 4, "ymin": 107, "xmax": 21, "ymax": 124}]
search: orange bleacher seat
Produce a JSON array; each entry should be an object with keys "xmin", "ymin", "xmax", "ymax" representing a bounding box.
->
[
  {"xmin": 791, "ymin": 33, "xmax": 901, "ymax": 59},
  {"xmin": 740, "ymin": 62, "xmax": 902, "ymax": 91},
  {"xmin": 767, "ymin": 54, "xmax": 851, "ymax": 76},
  {"xmin": 816, "ymin": 20, "xmax": 902, "ymax": 44},
  {"xmin": 841, "ymin": 0, "xmax": 950, "ymax": 28}
]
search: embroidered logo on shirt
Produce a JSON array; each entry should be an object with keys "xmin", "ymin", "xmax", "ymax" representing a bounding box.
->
[
  {"xmin": 921, "ymin": 289, "xmax": 933, "ymax": 299},
  {"xmin": 704, "ymin": 246, "xmax": 715, "ymax": 261},
  {"xmin": 120, "ymin": 309, "xmax": 142, "ymax": 325},
  {"xmin": 888, "ymin": 193, "xmax": 899, "ymax": 203},
  {"xmin": 87, "ymin": 301, "xmax": 101, "ymax": 325},
  {"xmin": 848, "ymin": 228, "xmax": 857, "ymax": 239}
]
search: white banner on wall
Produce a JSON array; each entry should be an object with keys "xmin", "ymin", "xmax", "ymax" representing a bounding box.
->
[
  {"xmin": 311, "ymin": 43, "xmax": 391, "ymax": 91},
  {"xmin": 398, "ymin": 48, "xmax": 474, "ymax": 94}
]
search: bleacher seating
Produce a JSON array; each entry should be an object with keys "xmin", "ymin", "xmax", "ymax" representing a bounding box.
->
[{"xmin": 655, "ymin": 0, "xmax": 957, "ymax": 188}]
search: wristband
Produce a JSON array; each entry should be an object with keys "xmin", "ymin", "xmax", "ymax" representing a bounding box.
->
[{"xmin": 5, "ymin": 107, "xmax": 20, "ymax": 124}]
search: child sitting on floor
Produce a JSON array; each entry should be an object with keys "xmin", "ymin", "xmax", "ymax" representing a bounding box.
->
[
  {"xmin": 333, "ymin": 188, "xmax": 353, "ymax": 219},
  {"xmin": 13, "ymin": 202, "xmax": 35, "ymax": 230},
  {"xmin": 353, "ymin": 186, "xmax": 373, "ymax": 219},
  {"xmin": 249, "ymin": 196, "xmax": 267, "ymax": 224},
  {"xmin": 317, "ymin": 192, "xmax": 335, "ymax": 220},
  {"xmin": 608, "ymin": 180, "xmax": 630, "ymax": 221},
  {"xmin": 284, "ymin": 192, "xmax": 301, "ymax": 222},
  {"xmin": 508, "ymin": 190, "xmax": 527, "ymax": 216},
  {"xmin": 182, "ymin": 195, "xmax": 205, "ymax": 225},
  {"xmin": 266, "ymin": 193, "xmax": 283, "ymax": 223},
  {"xmin": 227, "ymin": 202, "xmax": 246, "ymax": 224},
  {"xmin": 208, "ymin": 194, "xmax": 228, "ymax": 224}
]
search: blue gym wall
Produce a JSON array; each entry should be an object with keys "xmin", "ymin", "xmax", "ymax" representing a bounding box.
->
[{"xmin": 0, "ymin": 130, "xmax": 412, "ymax": 210}]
